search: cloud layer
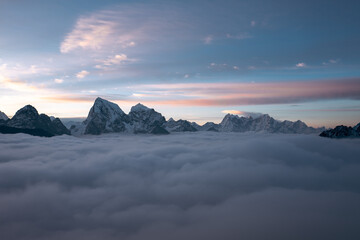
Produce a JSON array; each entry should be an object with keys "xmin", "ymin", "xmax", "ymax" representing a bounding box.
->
[
  {"xmin": 129, "ymin": 78, "xmax": 360, "ymax": 106},
  {"xmin": 0, "ymin": 132, "xmax": 359, "ymax": 240}
]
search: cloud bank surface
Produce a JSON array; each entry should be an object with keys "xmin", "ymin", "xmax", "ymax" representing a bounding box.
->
[{"xmin": 0, "ymin": 132, "xmax": 360, "ymax": 240}]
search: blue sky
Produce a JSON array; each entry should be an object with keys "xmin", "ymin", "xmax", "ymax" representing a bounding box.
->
[{"xmin": 0, "ymin": 0, "xmax": 359, "ymax": 127}]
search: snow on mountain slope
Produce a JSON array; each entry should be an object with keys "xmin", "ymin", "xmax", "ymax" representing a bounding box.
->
[
  {"xmin": 81, "ymin": 97, "xmax": 130, "ymax": 135},
  {"xmin": 163, "ymin": 118, "xmax": 197, "ymax": 132},
  {"xmin": 128, "ymin": 103, "xmax": 168, "ymax": 134},
  {"xmin": 62, "ymin": 97, "xmax": 326, "ymax": 136},
  {"xmin": 73, "ymin": 100, "xmax": 169, "ymax": 135},
  {"xmin": 211, "ymin": 113, "xmax": 323, "ymax": 134}
]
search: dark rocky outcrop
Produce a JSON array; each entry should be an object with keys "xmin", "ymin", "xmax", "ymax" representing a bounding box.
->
[
  {"xmin": 320, "ymin": 124, "xmax": 360, "ymax": 138},
  {"xmin": 3, "ymin": 105, "xmax": 69, "ymax": 136}
]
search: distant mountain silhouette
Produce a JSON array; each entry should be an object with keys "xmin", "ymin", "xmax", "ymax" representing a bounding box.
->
[
  {"xmin": 320, "ymin": 123, "xmax": 360, "ymax": 138},
  {"xmin": 1, "ymin": 97, "xmax": 329, "ymax": 137},
  {"xmin": 69, "ymin": 98, "xmax": 325, "ymax": 136},
  {"xmin": 0, "ymin": 105, "xmax": 69, "ymax": 137}
]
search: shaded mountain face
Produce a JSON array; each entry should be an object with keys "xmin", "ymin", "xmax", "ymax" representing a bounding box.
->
[
  {"xmin": 0, "ymin": 125, "xmax": 54, "ymax": 137},
  {"xmin": 150, "ymin": 125, "xmax": 170, "ymax": 135},
  {"xmin": 191, "ymin": 122, "xmax": 219, "ymax": 132},
  {"xmin": 129, "ymin": 103, "xmax": 167, "ymax": 134},
  {"xmin": 202, "ymin": 122, "xmax": 219, "ymax": 132},
  {"xmin": 320, "ymin": 124, "xmax": 360, "ymax": 138},
  {"xmin": 2, "ymin": 105, "xmax": 70, "ymax": 136},
  {"xmin": 7, "ymin": 105, "xmax": 39, "ymax": 129},
  {"xmin": 163, "ymin": 118, "xmax": 197, "ymax": 132},
  {"xmin": 83, "ymin": 97, "xmax": 130, "ymax": 135},
  {"xmin": 0, "ymin": 111, "xmax": 8, "ymax": 121}
]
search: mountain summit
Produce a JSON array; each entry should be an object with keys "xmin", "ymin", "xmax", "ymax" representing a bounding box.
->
[
  {"xmin": 0, "ymin": 105, "xmax": 69, "ymax": 137},
  {"xmin": 82, "ymin": 97, "xmax": 130, "ymax": 135},
  {"xmin": 128, "ymin": 103, "xmax": 168, "ymax": 134},
  {"xmin": 71, "ymin": 98, "xmax": 168, "ymax": 135},
  {"xmin": 68, "ymin": 98, "xmax": 325, "ymax": 136},
  {"xmin": 1, "ymin": 98, "xmax": 327, "ymax": 137},
  {"xmin": 130, "ymin": 103, "xmax": 150, "ymax": 112},
  {"xmin": 192, "ymin": 113, "xmax": 324, "ymax": 134}
]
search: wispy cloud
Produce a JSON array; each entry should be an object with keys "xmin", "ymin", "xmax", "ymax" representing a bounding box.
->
[
  {"xmin": 95, "ymin": 54, "xmax": 136, "ymax": 70},
  {"xmin": 323, "ymin": 59, "xmax": 339, "ymax": 65},
  {"xmin": 222, "ymin": 110, "xmax": 263, "ymax": 118},
  {"xmin": 19, "ymin": 78, "xmax": 360, "ymax": 112},
  {"xmin": 54, "ymin": 78, "xmax": 64, "ymax": 84},
  {"xmin": 76, "ymin": 70, "xmax": 89, "ymax": 79},
  {"xmin": 128, "ymin": 78, "xmax": 360, "ymax": 106},
  {"xmin": 60, "ymin": 17, "xmax": 116, "ymax": 53},
  {"xmin": 226, "ymin": 33, "xmax": 252, "ymax": 40},
  {"xmin": 60, "ymin": 6, "xmax": 195, "ymax": 54},
  {"xmin": 0, "ymin": 62, "xmax": 52, "ymax": 77},
  {"xmin": 296, "ymin": 62, "xmax": 306, "ymax": 68},
  {"xmin": 222, "ymin": 110, "xmax": 244, "ymax": 115},
  {"xmin": 203, "ymin": 33, "xmax": 251, "ymax": 45},
  {"xmin": 0, "ymin": 76, "xmax": 39, "ymax": 93},
  {"xmin": 204, "ymin": 35, "xmax": 213, "ymax": 44},
  {"xmin": 208, "ymin": 62, "xmax": 240, "ymax": 71}
]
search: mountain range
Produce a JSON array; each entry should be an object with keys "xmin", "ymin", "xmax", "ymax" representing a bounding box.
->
[
  {"xmin": 1, "ymin": 97, "xmax": 327, "ymax": 137},
  {"xmin": 320, "ymin": 123, "xmax": 360, "ymax": 138}
]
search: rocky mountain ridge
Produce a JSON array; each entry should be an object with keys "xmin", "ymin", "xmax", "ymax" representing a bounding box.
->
[
  {"xmin": 320, "ymin": 123, "xmax": 360, "ymax": 138},
  {"xmin": 1, "ymin": 97, "xmax": 328, "ymax": 137},
  {"xmin": 0, "ymin": 105, "xmax": 70, "ymax": 137},
  {"xmin": 70, "ymin": 98, "xmax": 325, "ymax": 135}
]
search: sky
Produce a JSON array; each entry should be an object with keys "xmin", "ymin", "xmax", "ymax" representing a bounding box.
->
[{"xmin": 0, "ymin": 0, "xmax": 360, "ymax": 127}]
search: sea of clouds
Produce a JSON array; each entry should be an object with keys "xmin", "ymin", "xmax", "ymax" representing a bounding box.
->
[{"xmin": 0, "ymin": 132, "xmax": 359, "ymax": 240}]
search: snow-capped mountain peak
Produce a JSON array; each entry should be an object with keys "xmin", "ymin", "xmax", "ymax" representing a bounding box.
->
[
  {"xmin": 71, "ymin": 99, "xmax": 168, "ymax": 135},
  {"xmin": 130, "ymin": 103, "xmax": 150, "ymax": 112},
  {"xmin": 223, "ymin": 113, "xmax": 240, "ymax": 120},
  {"xmin": 129, "ymin": 103, "xmax": 167, "ymax": 134},
  {"xmin": 92, "ymin": 97, "xmax": 125, "ymax": 116},
  {"xmin": 1, "ymin": 97, "xmax": 326, "ymax": 137},
  {"xmin": 217, "ymin": 112, "xmax": 322, "ymax": 133},
  {"xmin": 81, "ymin": 98, "xmax": 129, "ymax": 135}
]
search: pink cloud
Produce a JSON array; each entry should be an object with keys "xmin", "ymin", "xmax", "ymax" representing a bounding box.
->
[
  {"xmin": 41, "ymin": 78, "xmax": 360, "ymax": 108},
  {"xmin": 129, "ymin": 78, "xmax": 360, "ymax": 106}
]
